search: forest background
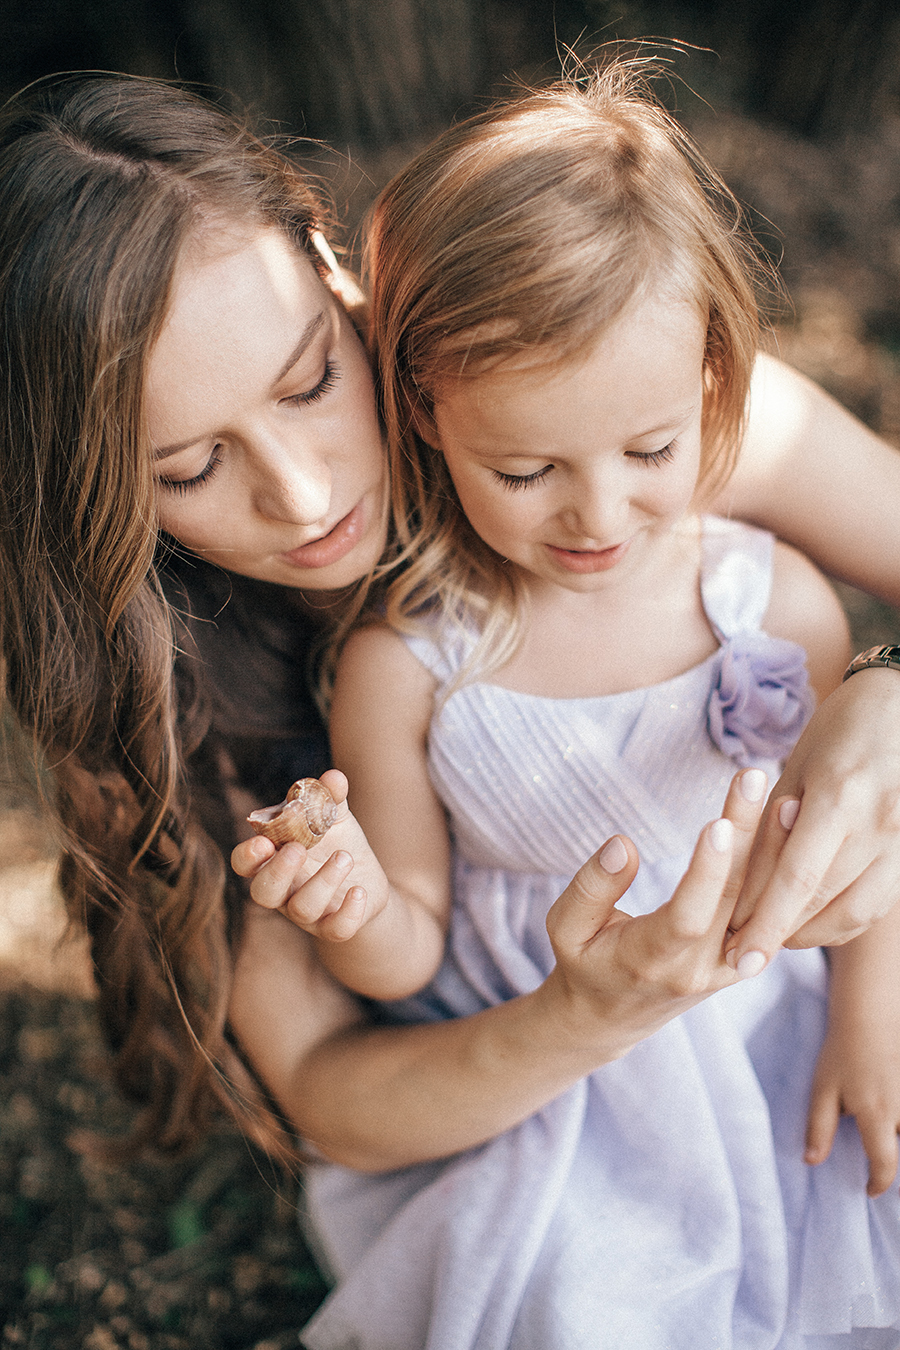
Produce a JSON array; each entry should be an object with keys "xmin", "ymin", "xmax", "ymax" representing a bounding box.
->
[{"xmin": 3, "ymin": 2, "xmax": 900, "ymax": 1347}]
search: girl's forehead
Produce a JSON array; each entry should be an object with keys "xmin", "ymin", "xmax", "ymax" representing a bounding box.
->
[
  {"xmin": 429, "ymin": 272, "xmax": 709, "ymax": 387},
  {"xmin": 432, "ymin": 289, "xmax": 709, "ymax": 397}
]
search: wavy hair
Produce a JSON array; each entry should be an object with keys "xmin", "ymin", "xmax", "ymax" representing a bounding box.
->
[
  {"xmin": 367, "ymin": 58, "xmax": 766, "ymax": 677},
  {"xmin": 0, "ymin": 73, "xmax": 336, "ymax": 1161}
]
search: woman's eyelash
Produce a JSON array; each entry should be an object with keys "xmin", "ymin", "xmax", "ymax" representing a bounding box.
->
[
  {"xmin": 156, "ymin": 360, "xmax": 342, "ymax": 496},
  {"xmin": 629, "ymin": 443, "xmax": 676, "ymax": 467},
  {"xmin": 492, "ymin": 465, "xmax": 553, "ymax": 491},
  {"xmin": 158, "ymin": 449, "xmax": 223, "ymax": 496},
  {"xmin": 290, "ymin": 358, "xmax": 340, "ymax": 406}
]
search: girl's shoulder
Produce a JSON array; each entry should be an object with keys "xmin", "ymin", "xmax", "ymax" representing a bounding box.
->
[
  {"xmin": 332, "ymin": 622, "xmax": 441, "ymax": 733},
  {"xmin": 763, "ymin": 539, "xmax": 851, "ymax": 701},
  {"xmin": 699, "ymin": 514, "xmax": 850, "ymax": 703}
]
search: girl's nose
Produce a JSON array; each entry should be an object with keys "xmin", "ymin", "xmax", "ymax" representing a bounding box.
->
[{"xmin": 564, "ymin": 475, "xmax": 626, "ymax": 543}]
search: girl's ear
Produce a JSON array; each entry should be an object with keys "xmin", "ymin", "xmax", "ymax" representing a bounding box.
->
[{"xmin": 310, "ymin": 230, "xmax": 369, "ymax": 324}]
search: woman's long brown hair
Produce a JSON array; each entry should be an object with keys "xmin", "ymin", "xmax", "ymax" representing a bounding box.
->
[{"xmin": 0, "ymin": 74, "xmax": 334, "ymax": 1161}]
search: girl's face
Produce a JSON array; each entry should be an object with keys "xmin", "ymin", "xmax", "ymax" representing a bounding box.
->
[
  {"xmin": 430, "ymin": 290, "xmax": 708, "ymax": 597},
  {"xmin": 147, "ymin": 224, "xmax": 387, "ymax": 591}
]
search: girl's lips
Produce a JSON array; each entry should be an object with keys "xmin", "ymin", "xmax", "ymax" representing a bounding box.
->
[
  {"xmin": 284, "ymin": 501, "xmax": 367, "ymax": 569},
  {"xmin": 545, "ymin": 538, "xmax": 632, "ymax": 573}
]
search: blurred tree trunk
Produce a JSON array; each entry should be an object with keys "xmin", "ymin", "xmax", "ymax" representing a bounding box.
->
[
  {"xmin": 741, "ymin": 0, "xmax": 900, "ymax": 136},
  {"xmin": 2, "ymin": 0, "xmax": 553, "ymax": 145},
  {"xmin": 562, "ymin": 0, "xmax": 900, "ymax": 137},
  {"xmin": 4, "ymin": 0, "xmax": 898, "ymax": 149},
  {"xmin": 178, "ymin": 0, "xmax": 490, "ymax": 144}
]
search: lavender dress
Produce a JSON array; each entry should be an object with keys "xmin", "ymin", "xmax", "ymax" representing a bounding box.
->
[{"xmin": 302, "ymin": 518, "xmax": 900, "ymax": 1350}]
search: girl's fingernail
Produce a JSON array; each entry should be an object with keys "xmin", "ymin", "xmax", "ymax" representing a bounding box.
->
[
  {"xmin": 736, "ymin": 950, "xmax": 767, "ymax": 979},
  {"xmin": 598, "ymin": 836, "xmax": 629, "ymax": 874},
  {"xmin": 709, "ymin": 818, "xmax": 733, "ymax": 853},
  {"xmin": 333, "ymin": 850, "xmax": 353, "ymax": 870},
  {"xmin": 740, "ymin": 768, "xmax": 767, "ymax": 802},
  {"xmin": 779, "ymin": 798, "xmax": 800, "ymax": 830}
]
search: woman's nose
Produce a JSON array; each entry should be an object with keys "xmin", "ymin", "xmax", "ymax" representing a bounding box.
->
[{"xmin": 252, "ymin": 437, "xmax": 333, "ymax": 526}]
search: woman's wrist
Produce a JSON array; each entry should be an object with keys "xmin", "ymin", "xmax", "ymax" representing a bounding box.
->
[{"xmin": 843, "ymin": 644, "xmax": 900, "ymax": 682}]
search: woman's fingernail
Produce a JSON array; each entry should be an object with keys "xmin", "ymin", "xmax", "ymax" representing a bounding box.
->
[
  {"xmin": 598, "ymin": 836, "xmax": 629, "ymax": 874},
  {"xmin": 736, "ymin": 950, "xmax": 767, "ymax": 979},
  {"xmin": 709, "ymin": 818, "xmax": 733, "ymax": 853},
  {"xmin": 779, "ymin": 798, "xmax": 800, "ymax": 830},
  {"xmin": 740, "ymin": 768, "xmax": 767, "ymax": 802}
]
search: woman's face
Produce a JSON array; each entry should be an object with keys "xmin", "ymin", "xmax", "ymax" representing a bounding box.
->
[{"xmin": 147, "ymin": 223, "xmax": 387, "ymax": 591}]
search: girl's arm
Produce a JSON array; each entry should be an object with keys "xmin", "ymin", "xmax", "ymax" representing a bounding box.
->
[
  {"xmin": 248, "ymin": 627, "xmax": 451, "ymax": 1002},
  {"xmin": 318, "ymin": 622, "xmax": 451, "ymax": 999},
  {"xmin": 714, "ymin": 353, "xmax": 900, "ymax": 962},
  {"xmin": 230, "ymin": 771, "xmax": 767, "ymax": 1171}
]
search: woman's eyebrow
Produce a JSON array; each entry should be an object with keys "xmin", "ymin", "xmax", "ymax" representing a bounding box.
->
[
  {"xmin": 153, "ymin": 311, "xmax": 328, "ymax": 460},
  {"xmin": 273, "ymin": 310, "xmax": 326, "ymax": 384}
]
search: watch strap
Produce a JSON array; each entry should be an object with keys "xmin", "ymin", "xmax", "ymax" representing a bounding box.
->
[{"xmin": 842, "ymin": 643, "xmax": 900, "ymax": 681}]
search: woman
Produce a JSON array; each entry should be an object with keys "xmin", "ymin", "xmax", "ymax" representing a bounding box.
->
[{"xmin": 2, "ymin": 71, "xmax": 900, "ymax": 1180}]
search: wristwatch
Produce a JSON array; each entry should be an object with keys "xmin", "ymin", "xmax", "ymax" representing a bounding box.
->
[{"xmin": 842, "ymin": 644, "xmax": 900, "ymax": 681}]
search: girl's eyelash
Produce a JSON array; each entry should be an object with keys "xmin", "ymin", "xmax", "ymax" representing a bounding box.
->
[
  {"xmin": 158, "ymin": 448, "xmax": 223, "ymax": 497},
  {"xmin": 629, "ymin": 443, "xmax": 676, "ymax": 467},
  {"xmin": 290, "ymin": 358, "xmax": 340, "ymax": 406},
  {"xmin": 492, "ymin": 465, "xmax": 553, "ymax": 491}
]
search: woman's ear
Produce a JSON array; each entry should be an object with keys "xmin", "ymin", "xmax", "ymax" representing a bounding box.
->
[
  {"xmin": 410, "ymin": 400, "xmax": 440, "ymax": 451},
  {"xmin": 310, "ymin": 230, "xmax": 369, "ymax": 324}
]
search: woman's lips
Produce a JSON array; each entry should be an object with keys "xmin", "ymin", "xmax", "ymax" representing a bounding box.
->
[
  {"xmin": 545, "ymin": 538, "xmax": 632, "ymax": 573},
  {"xmin": 283, "ymin": 500, "xmax": 366, "ymax": 569}
]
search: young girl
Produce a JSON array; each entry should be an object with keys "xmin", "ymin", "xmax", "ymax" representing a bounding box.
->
[{"xmin": 255, "ymin": 65, "xmax": 900, "ymax": 1349}]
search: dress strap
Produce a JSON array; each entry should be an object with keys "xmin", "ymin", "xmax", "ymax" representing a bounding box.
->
[
  {"xmin": 699, "ymin": 516, "xmax": 774, "ymax": 642},
  {"xmin": 404, "ymin": 621, "xmax": 476, "ymax": 691}
]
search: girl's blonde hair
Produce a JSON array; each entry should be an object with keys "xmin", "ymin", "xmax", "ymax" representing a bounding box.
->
[
  {"xmin": 0, "ymin": 73, "xmax": 337, "ymax": 1162},
  {"xmin": 368, "ymin": 59, "xmax": 765, "ymax": 673}
]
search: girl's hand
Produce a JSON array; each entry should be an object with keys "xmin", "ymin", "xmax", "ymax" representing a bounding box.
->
[
  {"xmin": 726, "ymin": 669, "xmax": 900, "ymax": 970},
  {"xmin": 232, "ymin": 770, "xmax": 390, "ymax": 943},
  {"xmin": 805, "ymin": 1011, "xmax": 900, "ymax": 1197},
  {"xmin": 805, "ymin": 901, "xmax": 900, "ymax": 1197},
  {"xmin": 543, "ymin": 769, "xmax": 769, "ymax": 1061}
]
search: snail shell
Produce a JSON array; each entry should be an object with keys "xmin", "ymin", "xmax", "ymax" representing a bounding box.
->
[{"xmin": 247, "ymin": 778, "xmax": 338, "ymax": 848}]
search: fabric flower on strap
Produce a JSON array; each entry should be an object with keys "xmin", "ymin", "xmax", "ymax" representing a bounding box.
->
[{"xmin": 707, "ymin": 633, "xmax": 814, "ymax": 768}]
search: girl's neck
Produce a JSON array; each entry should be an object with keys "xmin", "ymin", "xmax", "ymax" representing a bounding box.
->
[{"xmin": 486, "ymin": 515, "xmax": 719, "ymax": 699}]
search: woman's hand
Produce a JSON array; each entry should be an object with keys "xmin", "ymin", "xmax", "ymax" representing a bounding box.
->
[
  {"xmin": 541, "ymin": 768, "xmax": 770, "ymax": 1062},
  {"xmin": 725, "ymin": 669, "xmax": 900, "ymax": 970}
]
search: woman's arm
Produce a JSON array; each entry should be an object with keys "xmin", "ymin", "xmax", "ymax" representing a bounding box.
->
[
  {"xmin": 717, "ymin": 352, "xmax": 900, "ymax": 605},
  {"xmin": 230, "ymin": 771, "xmax": 767, "ymax": 1171},
  {"xmin": 712, "ymin": 354, "xmax": 900, "ymax": 961}
]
